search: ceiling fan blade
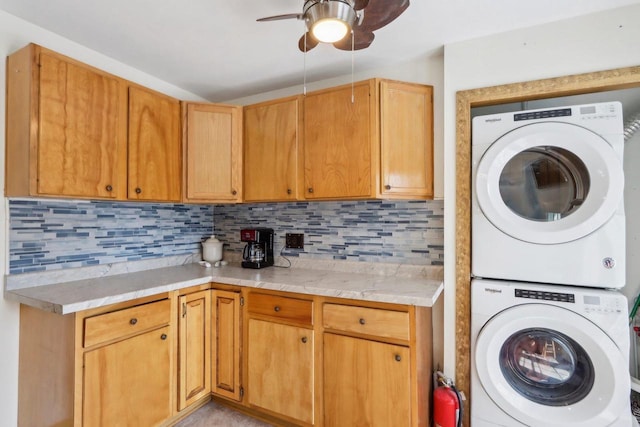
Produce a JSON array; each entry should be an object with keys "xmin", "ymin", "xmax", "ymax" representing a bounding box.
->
[
  {"xmin": 298, "ymin": 32, "xmax": 320, "ymax": 52},
  {"xmin": 360, "ymin": 0, "xmax": 409, "ymax": 31},
  {"xmin": 333, "ymin": 30, "xmax": 374, "ymax": 51},
  {"xmin": 257, "ymin": 13, "xmax": 303, "ymax": 22},
  {"xmin": 353, "ymin": 0, "xmax": 369, "ymax": 10}
]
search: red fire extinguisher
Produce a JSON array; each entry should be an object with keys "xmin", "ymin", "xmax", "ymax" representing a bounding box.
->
[{"xmin": 433, "ymin": 372, "xmax": 463, "ymax": 427}]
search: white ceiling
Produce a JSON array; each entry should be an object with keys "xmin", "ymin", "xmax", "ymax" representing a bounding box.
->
[{"xmin": 1, "ymin": 0, "xmax": 639, "ymax": 102}]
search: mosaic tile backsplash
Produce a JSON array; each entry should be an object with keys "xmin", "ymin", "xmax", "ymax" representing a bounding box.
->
[
  {"xmin": 213, "ymin": 200, "xmax": 444, "ymax": 266},
  {"xmin": 9, "ymin": 199, "xmax": 213, "ymax": 274},
  {"xmin": 8, "ymin": 198, "xmax": 444, "ymax": 275}
]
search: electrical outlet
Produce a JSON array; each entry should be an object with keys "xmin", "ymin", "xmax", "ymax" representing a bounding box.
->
[{"xmin": 285, "ymin": 233, "xmax": 304, "ymax": 249}]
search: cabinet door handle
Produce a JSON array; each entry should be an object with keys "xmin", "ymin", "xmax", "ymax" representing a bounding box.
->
[
  {"xmin": 129, "ymin": 318, "xmax": 138, "ymax": 325},
  {"xmin": 287, "ymin": 189, "xmax": 292, "ymax": 195},
  {"xmin": 359, "ymin": 318, "xmax": 366, "ymax": 325},
  {"xmin": 182, "ymin": 302, "xmax": 187, "ymax": 318},
  {"xmin": 161, "ymin": 333, "xmax": 167, "ymax": 340},
  {"xmin": 231, "ymin": 190, "xmax": 237, "ymax": 195},
  {"xmin": 274, "ymin": 306, "xmax": 281, "ymax": 312},
  {"xmin": 385, "ymin": 184, "xmax": 391, "ymax": 190},
  {"xmin": 394, "ymin": 354, "xmax": 401, "ymax": 362},
  {"xmin": 105, "ymin": 185, "xmax": 113, "ymax": 192},
  {"xmin": 301, "ymin": 337, "xmax": 308, "ymax": 344},
  {"xmin": 308, "ymin": 188, "xmax": 314, "ymax": 193},
  {"xmin": 135, "ymin": 187, "xmax": 142, "ymax": 194}
]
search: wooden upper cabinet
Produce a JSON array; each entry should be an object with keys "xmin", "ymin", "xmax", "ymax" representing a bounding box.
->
[
  {"xmin": 379, "ymin": 81, "xmax": 434, "ymax": 199},
  {"xmin": 302, "ymin": 80, "xmax": 375, "ymax": 200},
  {"xmin": 243, "ymin": 96, "xmax": 300, "ymax": 202},
  {"xmin": 183, "ymin": 103, "xmax": 243, "ymax": 203},
  {"xmin": 128, "ymin": 86, "xmax": 182, "ymax": 202},
  {"xmin": 5, "ymin": 44, "xmax": 128, "ymax": 199}
]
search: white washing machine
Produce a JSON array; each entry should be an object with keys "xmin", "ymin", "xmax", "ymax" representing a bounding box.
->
[
  {"xmin": 471, "ymin": 278, "xmax": 632, "ymax": 426},
  {"xmin": 472, "ymin": 102, "xmax": 625, "ymax": 288}
]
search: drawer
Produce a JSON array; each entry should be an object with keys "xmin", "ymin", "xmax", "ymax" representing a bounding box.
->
[
  {"xmin": 323, "ymin": 304, "xmax": 409, "ymax": 341},
  {"xmin": 248, "ymin": 293, "xmax": 313, "ymax": 326},
  {"xmin": 84, "ymin": 299, "xmax": 171, "ymax": 348}
]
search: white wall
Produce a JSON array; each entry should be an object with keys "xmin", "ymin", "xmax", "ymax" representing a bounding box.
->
[
  {"xmin": 442, "ymin": 4, "xmax": 640, "ymax": 379},
  {"xmin": 0, "ymin": 11, "xmax": 206, "ymax": 426}
]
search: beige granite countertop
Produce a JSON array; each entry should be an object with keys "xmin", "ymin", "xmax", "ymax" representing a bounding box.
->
[{"xmin": 4, "ymin": 257, "xmax": 443, "ymax": 314}]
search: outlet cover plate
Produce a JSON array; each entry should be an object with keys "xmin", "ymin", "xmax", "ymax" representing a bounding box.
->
[{"xmin": 285, "ymin": 233, "xmax": 304, "ymax": 249}]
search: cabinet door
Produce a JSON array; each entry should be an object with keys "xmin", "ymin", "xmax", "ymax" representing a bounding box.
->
[
  {"xmin": 128, "ymin": 86, "xmax": 182, "ymax": 201},
  {"xmin": 178, "ymin": 290, "xmax": 211, "ymax": 411},
  {"xmin": 247, "ymin": 318, "xmax": 314, "ymax": 424},
  {"xmin": 303, "ymin": 81, "xmax": 374, "ymax": 199},
  {"xmin": 184, "ymin": 103, "xmax": 242, "ymax": 202},
  {"xmin": 323, "ymin": 333, "xmax": 410, "ymax": 427},
  {"xmin": 37, "ymin": 51, "xmax": 125, "ymax": 199},
  {"xmin": 83, "ymin": 326, "xmax": 172, "ymax": 426},
  {"xmin": 211, "ymin": 289, "xmax": 242, "ymax": 401},
  {"xmin": 380, "ymin": 81, "xmax": 434, "ymax": 199},
  {"xmin": 243, "ymin": 96, "xmax": 300, "ymax": 201}
]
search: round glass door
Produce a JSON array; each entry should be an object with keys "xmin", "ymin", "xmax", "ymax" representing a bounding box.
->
[
  {"xmin": 500, "ymin": 328, "xmax": 594, "ymax": 406},
  {"xmin": 499, "ymin": 147, "xmax": 590, "ymax": 222},
  {"xmin": 475, "ymin": 304, "xmax": 628, "ymax": 426},
  {"xmin": 475, "ymin": 122, "xmax": 623, "ymax": 244}
]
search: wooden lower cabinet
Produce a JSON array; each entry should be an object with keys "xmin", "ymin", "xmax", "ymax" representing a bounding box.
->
[
  {"xmin": 247, "ymin": 318, "xmax": 314, "ymax": 425},
  {"xmin": 211, "ymin": 289, "xmax": 242, "ymax": 401},
  {"xmin": 323, "ymin": 333, "xmax": 411, "ymax": 427},
  {"xmin": 18, "ymin": 286, "xmax": 433, "ymax": 427},
  {"xmin": 83, "ymin": 326, "xmax": 172, "ymax": 425},
  {"xmin": 178, "ymin": 290, "xmax": 211, "ymax": 411}
]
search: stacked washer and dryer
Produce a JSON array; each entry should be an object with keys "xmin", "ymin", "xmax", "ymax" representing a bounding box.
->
[{"xmin": 470, "ymin": 102, "xmax": 634, "ymax": 426}]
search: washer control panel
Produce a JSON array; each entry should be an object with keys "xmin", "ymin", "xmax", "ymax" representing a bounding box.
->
[{"xmin": 515, "ymin": 288, "xmax": 575, "ymax": 303}]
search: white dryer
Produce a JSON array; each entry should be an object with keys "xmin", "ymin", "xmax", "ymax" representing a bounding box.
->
[
  {"xmin": 472, "ymin": 102, "xmax": 625, "ymax": 288},
  {"xmin": 471, "ymin": 279, "xmax": 632, "ymax": 426}
]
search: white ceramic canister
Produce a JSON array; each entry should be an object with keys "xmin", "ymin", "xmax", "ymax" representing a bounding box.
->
[{"xmin": 202, "ymin": 236, "xmax": 224, "ymax": 262}]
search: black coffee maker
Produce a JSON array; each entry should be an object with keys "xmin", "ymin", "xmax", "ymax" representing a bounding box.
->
[{"xmin": 240, "ymin": 228, "xmax": 274, "ymax": 269}]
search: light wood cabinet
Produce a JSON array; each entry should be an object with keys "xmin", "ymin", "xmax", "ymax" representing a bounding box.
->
[
  {"xmin": 182, "ymin": 103, "xmax": 243, "ymax": 203},
  {"xmin": 211, "ymin": 288, "xmax": 242, "ymax": 401},
  {"xmin": 5, "ymin": 43, "xmax": 128, "ymax": 199},
  {"xmin": 83, "ymin": 325, "xmax": 172, "ymax": 425},
  {"xmin": 300, "ymin": 78, "xmax": 434, "ymax": 201},
  {"xmin": 302, "ymin": 80, "xmax": 375, "ymax": 200},
  {"xmin": 247, "ymin": 292, "xmax": 315, "ymax": 425},
  {"xmin": 178, "ymin": 290, "xmax": 211, "ymax": 411},
  {"xmin": 17, "ymin": 295, "xmax": 174, "ymax": 427},
  {"xmin": 380, "ymin": 80, "xmax": 434, "ymax": 199},
  {"xmin": 128, "ymin": 86, "xmax": 182, "ymax": 201},
  {"xmin": 321, "ymin": 301, "xmax": 432, "ymax": 427},
  {"xmin": 243, "ymin": 96, "xmax": 301, "ymax": 202},
  {"xmin": 323, "ymin": 333, "xmax": 411, "ymax": 427}
]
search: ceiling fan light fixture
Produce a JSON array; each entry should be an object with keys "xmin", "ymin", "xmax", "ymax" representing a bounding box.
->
[{"xmin": 306, "ymin": 0, "xmax": 356, "ymax": 43}]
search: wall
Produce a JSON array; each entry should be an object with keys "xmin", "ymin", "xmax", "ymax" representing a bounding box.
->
[
  {"xmin": 0, "ymin": 10, "xmax": 207, "ymax": 426},
  {"xmin": 442, "ymin": 4, "xmax": 640, "ymax": 379},
  {"xmin": 8, "ymin": 199, "xmax": 213, "ymax": 274},
  {"xmin": 214, "ymin": 200, "xmax": 444, "ymax": 266}
]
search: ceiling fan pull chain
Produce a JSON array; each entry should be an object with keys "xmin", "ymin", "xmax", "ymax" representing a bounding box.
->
[
  {"xmin": 351, "ymin": 29, "xmax": 355, "ymax": 104},
  {"xmin": 303, "ymin": 26, "xmax": 308, "ymax": 95}
]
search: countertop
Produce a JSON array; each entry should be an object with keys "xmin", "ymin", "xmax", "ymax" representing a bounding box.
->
[{"xmin": 4, "ymin": 262, "xmax": 444, "ymax": 314}]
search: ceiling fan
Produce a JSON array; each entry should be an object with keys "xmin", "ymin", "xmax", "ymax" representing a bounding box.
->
[{"xmin": 257, "ymin": 0, "xmax": 410, "ymax": 52}]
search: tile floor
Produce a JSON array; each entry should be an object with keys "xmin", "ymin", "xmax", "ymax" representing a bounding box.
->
[{"xmin": 174, "ymin": 401, "xmax": 273, "ymax": 427}]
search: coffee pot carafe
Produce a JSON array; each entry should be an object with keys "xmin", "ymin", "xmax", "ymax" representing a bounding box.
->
[{"xmin": 240, "ymin": 228, "xmax": 274, "ymax": 269}]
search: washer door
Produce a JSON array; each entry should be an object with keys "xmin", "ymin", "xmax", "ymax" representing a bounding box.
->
[
  {"xmin": 475, "ymin": 122, "xmax": 623, "ymax": 244},
  {"xmin": 475, "ymin": 304, "xmax": 628, "ymax": 426}
]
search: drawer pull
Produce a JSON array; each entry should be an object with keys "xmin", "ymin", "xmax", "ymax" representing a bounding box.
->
[
  {"xmin": 129, "ymin": 318, "xmax": 138, "ymax": 325},
  {"xmin": 395, "ymin": 354, "xmax": 401, "ymax": 362},
  {"xmin": 301, "ymin": 336, "xmax": 308, "ymax": 344},
  {"xmin": 274, "ymin": 306, "xmax": 281, "ymax": 312},
  {"xmin": 161, "ymin": 333, "xmax": 167, "ymax": 340},
  {"xmin": 105, "ymin": 184, "xmax": 113, "ymax": 192},
  {"xmin": 359, "ymin": 318, "xmax": 366, "ymax": 325}
]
